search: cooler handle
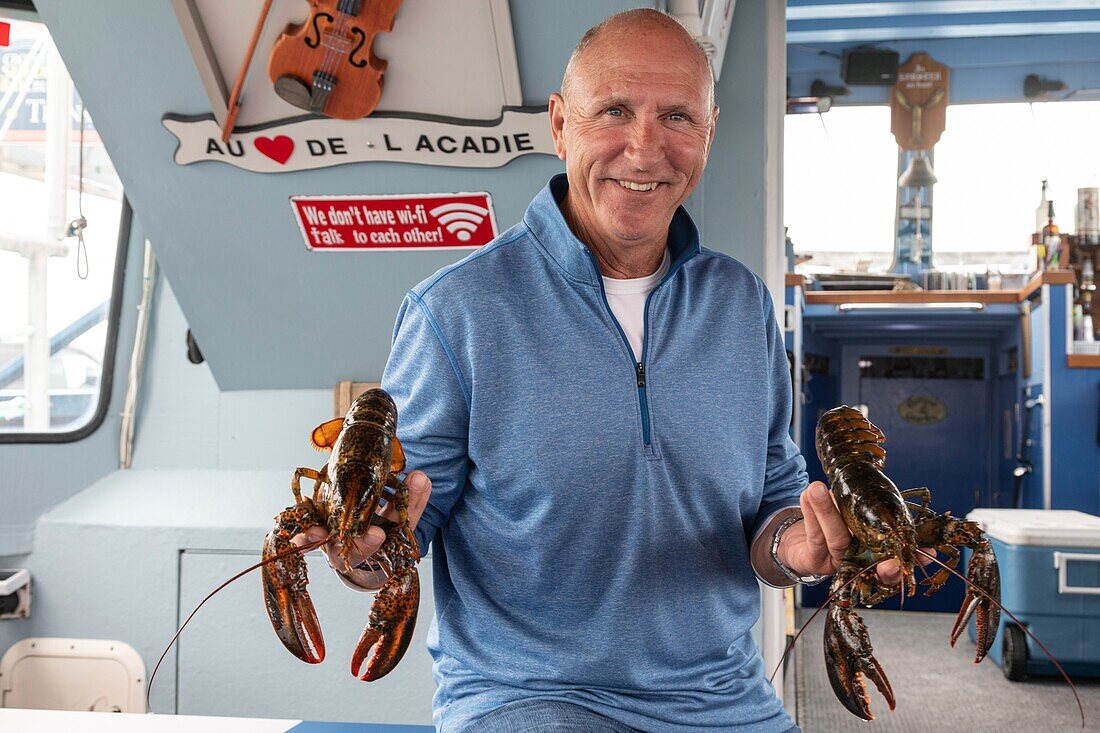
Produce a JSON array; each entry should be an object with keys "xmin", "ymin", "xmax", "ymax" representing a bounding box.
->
[{"xmin": 1053, "ymin": 552, "xmax": 1100, "ymax": 595}]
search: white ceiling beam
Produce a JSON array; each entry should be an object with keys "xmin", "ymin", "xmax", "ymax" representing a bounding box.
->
[
  {"xmin": 788, "ymin": 19, "xmax": 1100, "ymax": 42},
  {"xmin": 788, "ymin": 1, "xmax": 1100, "ymax": 21}
]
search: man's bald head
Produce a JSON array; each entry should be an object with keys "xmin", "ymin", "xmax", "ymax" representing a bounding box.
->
[{"xmin": 561, "ymin": 9, "xmax": 715, "ymax": 111}]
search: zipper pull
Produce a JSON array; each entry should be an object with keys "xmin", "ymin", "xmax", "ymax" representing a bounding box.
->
[{"xmin": 636, "ymin": 362, "xmax": 646, "ymax": 388}]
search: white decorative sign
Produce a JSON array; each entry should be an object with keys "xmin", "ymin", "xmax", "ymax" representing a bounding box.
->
[{"xmin": 162, "ymin": 107, "xmax": 554, "ymax": 173}]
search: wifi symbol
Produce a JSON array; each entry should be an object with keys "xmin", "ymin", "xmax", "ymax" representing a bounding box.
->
[{"xmin": 429, "ymin": 203, "xmax": 490, "ymax": 242}]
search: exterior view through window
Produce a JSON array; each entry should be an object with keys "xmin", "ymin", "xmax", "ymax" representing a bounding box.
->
[
  {"xmin": 785, "ymin": 101, "xmax": 1100, "ymax": 278},
  {"xmin": 0, "ymin": 16, "xmax": 125, "ymax": 435}
]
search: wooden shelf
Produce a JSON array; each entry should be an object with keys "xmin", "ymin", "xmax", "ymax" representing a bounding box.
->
[
  {"xmin": 801, "ymin": 270, "xmax": 1078, "ymax": 306},
  {"xmin": 1067, "ymin": 354, "xmax": 1100, "ymax": 369},
  {"xmin": 805, "ymin": 289, "xmax": 1018, "ymax": 305},
  {"xmin": 1017, "ymin": 269, "xmax": 1076, "ymax": 302}
]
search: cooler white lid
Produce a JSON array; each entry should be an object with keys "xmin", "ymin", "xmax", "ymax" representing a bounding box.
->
[{"xmin": 965, "ymin": 509, "xmax": 1100, "ymax": 548}]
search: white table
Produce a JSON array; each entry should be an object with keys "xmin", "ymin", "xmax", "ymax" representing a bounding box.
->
[{"xmin": 0, "ymin": 709, "xmax": 434, "ymax": 732}]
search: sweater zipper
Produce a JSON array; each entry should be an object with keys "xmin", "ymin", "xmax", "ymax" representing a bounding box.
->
[{"xmin": 588, "ymin": 250, "xmax": 656, "ymax": 447}]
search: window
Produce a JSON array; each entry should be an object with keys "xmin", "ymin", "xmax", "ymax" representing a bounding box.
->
[
  {"xmin": 934, "ymin": 101, "xmax": 1100, "ymax": 256},
  {"xmin": 785, "ymin": 101, "xmax": 1100, "ymax": 274},
  {"xmin": 784, "ymin": 106, "xmax": 899, "ymax": 272},
  {"xmin": 0, "ymin": 15, "xmax": 128, "ymax": 438}
]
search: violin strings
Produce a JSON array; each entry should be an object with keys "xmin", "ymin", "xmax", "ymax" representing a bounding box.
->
[
  {"xmin": 319, "ymin": 9, "xmax": 342, "ymax": 79},
  {"xmin": 317, "ymin": 2, "xmax": 353, "ymax": 99},
  {"xmin": 316, "ymin": 11, "xmax": 338, "ymax": 96}
]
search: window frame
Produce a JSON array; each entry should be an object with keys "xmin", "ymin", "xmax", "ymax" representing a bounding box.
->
[
  {"xmin": 0, "ymin": 198, "xmax": 132, "ymax": 444},
  {"xmin": 0, "ymin": 1, "xmax": 35, "ymax": 19}
]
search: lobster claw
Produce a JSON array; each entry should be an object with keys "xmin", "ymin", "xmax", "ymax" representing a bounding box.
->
[
  {"xmin": 261, "ymin": 532, "xmax": 325, "ymax": 664},
  {"xmin": 824, "ymin": 604, "xmax": 896, "ymax": 721},
  {"xmin": 950, "ymin": 539, "xmax": 1001, "ymax": 662},
  {"xmin": 351, "ymin": 560, "xmax": 419, "ymax": 681}
]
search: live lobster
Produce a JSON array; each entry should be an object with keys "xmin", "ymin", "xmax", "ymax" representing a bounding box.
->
[
  {"xmin": 261, "ymin": 387, "xmax": 420, "ymax": 680},
  {"xmin": 814, "ymin": 405, "xmax": 1001, "ymax": 720}
]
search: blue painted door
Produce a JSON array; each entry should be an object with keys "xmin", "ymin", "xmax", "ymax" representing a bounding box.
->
[{"xmin": 803, "ymin": 347, "xmax": 990, "ymax": 613}]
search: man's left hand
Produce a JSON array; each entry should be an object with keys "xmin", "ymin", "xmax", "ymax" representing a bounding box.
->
[{"xmin": 777, "ymin": 481, "xmax": 934, "ymax": 585}]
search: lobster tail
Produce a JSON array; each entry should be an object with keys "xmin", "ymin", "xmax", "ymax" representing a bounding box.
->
[
  {"xmin": 815, "ymin": 406, "xmax": 887, "ymax": 481},
  {"xmin": 347, "ymin": 388, "xmax": 398, "ymax": 434}
]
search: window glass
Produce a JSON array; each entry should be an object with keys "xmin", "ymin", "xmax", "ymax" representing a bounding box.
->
[
  {"xmin": 785, "ymin": 101, "xmax": 1100, "ymax": 274},
  {"xmin": 784, "ymin": 106, "xmax": 899, "ymax": 273},
  {"xmin": 935, "ymin": 101, "xmax": 1100, "ymax": 257},
  {"xmin": 0, "ymin": 16, "xmax": 126, "ymax": 435}
]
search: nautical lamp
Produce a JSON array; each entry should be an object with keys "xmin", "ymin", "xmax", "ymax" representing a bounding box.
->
[
  {"xmin": 898, "ymin": 154, "xmax": 937, "ymax": 188},
  {"xmin": 899, "ymin": 153, "xmax": 937, "ymax": 267}
]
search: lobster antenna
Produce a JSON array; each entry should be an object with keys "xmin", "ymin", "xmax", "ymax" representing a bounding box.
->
[
  {"xmin": 145, "ymin": 537, "xmax": 328, "ymax": 713},
  {"xmin": 899, "ymin": 556, "xmax": 905, "ymax": 610},
  {"xmin": 767, "ymin": 557, "xmax": 890, "ymax": 686},
  {"xmin": 913, "ymin": 548, "xmax": 1085, "ymax": 729}
]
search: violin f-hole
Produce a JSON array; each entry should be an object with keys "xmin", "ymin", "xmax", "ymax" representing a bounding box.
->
[
  {"xmin": 304, "ymin": 12, "xmax": 333, "ymax": 49},
  {"xmin": 349, "ymin": 28, "xmax": 368, "ymax": 68}
]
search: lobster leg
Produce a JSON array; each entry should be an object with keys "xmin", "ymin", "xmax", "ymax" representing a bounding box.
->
[
  {"xmin": 900, "ymin": 486, "xmax": 931, "ymax": 512},
  {"xmin": 292, "ymin": 465, "xmax": 327, "ymax": 503},
  {"xmin": 951, "ymin": 538, "xmax": 1001, "ymax": 661},
  {"xmin": 824, "ymin": 560, "xmax": 897, "ymax": 721},
  {"xmin": 385, "ymin": 473, "xmax": 421, "ymax": 561},
  {"xmin": 351, "ymin": 531, "xmax": 420, "ymax": 681},
  {"xmin": 919, "ymin": 544, "xmax": 960, "ymax": 596},
  {"xmin": 261, "ymin": 502, "xmax": 326, "ymax": 664}
]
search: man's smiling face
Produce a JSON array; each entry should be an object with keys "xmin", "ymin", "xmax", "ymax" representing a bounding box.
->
[{"xmin": 549, "ymin": 19, "xmax": 718, "ymax": 255}]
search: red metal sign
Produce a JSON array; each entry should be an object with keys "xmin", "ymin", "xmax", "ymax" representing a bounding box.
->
[{"xmin": 291, "ymin": 192, "xmax": 498, "ymax": 251}]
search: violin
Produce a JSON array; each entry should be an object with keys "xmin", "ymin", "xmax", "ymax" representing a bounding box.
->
[{"xmin": 268, "ymin": 0, "xmax": 403, "ymax": 120}]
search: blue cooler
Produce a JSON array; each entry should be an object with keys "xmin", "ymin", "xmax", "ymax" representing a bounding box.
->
[{"xmin": 965, "ymin": 509, "xmax": 1100, "ymax": 680}]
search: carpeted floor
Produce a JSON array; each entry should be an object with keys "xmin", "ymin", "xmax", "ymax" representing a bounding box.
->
[{"xmin": 790, "ymin": 609, "xmax": 1100, "ymax": 733}]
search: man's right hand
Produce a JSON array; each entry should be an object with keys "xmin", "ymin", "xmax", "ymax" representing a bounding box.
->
[{"xmin": 291, "ymin": 469, "xmax": 432, "ymax": 572}]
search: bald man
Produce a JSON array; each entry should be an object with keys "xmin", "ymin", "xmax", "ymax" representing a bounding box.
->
[{"xmin": 312, "ymin": 9, "xmax": 913, "ymax": 732}]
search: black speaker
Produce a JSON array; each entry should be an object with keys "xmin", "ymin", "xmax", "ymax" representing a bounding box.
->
[{"xmin": 841, "ymin": 48, "xmax": 899, "ymax": 86}]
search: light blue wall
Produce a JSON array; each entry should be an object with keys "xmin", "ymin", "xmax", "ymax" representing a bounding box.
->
[
  {"xmin": 125, "ymin": 276, "xmax": 330, "ymax": 472},
  {"xmin": 701, "ymin": 0, "xmax": 772, "ymax": 276}
]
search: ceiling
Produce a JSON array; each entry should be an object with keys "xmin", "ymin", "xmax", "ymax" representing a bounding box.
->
[
  {"xmin": 786, "ymin": 1, "xmax": 1100, "ymax": 44},
  {"xmin": 785, "ymin": 1, "xmax": 1100, "ymax": 102}
]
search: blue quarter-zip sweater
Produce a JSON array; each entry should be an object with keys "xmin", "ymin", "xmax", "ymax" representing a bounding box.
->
[{"xmin": 381, "ymin": 175, "xmax": 808, "ymax": 732}]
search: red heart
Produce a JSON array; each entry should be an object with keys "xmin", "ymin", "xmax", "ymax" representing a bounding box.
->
[{"xmin": 254, "ymin": 135, "xmax": 294, "ymax": 164}]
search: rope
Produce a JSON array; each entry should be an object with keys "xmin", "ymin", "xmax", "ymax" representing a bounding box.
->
[{"xmin": 68, "ymin": 102, "xmax": 88, "ymax": 279}]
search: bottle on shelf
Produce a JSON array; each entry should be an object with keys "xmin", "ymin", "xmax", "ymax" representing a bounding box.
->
[
  {"xmin": 1082, "ymin": 297, "xmax": 1096, "ymax": 343},
  {"xmin": 1081, "ymin": 258, "xmax": 1097, "ymax": 342},
  {"xmin": 1074, "ymin": 304, "xmax": 1086, "ymax": 341},
  {"xmin": 1078, "ymin": 187, "xmax": 1099, "ymax": 251},
  {"xmin": 1035, "ymin": 179, "xmax": 1049, "ymax": 236},
  {"xmin": 1043, "ymin": 201, "xmax": 1061, "ymax": 269},
  {"xmin": 1031, "ymin": 181, "xmax": 1050, "ymax": 273}
]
